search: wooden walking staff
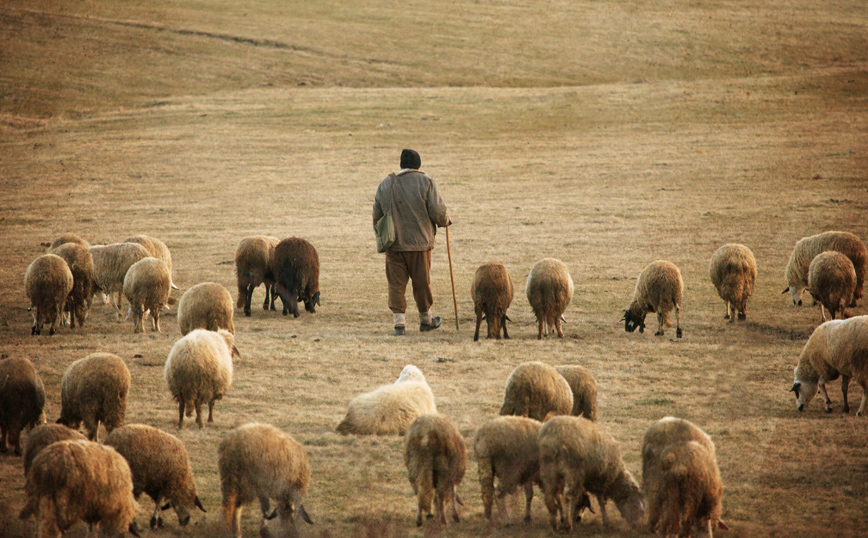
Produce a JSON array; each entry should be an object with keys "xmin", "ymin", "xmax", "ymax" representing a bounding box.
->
[{"xmin": 445, "ymin": 225, "xmax": 459, "ymax": 331}]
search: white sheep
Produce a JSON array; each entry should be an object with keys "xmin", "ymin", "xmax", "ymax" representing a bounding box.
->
[
  {"xmin": 124, "ymin": 234, "xmax": 179, "ymax": 290},
  {"xmin": 499, "ymin": 361, "xmax": 573, "ymax": 421},
  {"xmin": 0, "ymin": 357, "xmax": 46, "ymax": 456},
  {"xmin": 235, "ymin": 235, "xmax": 280, "ymax": 316},
  {"xmin": 622, "ymin": 260, "xmax": 683, "ymax": 338},
  {"xmin": 177, "ymin": 281, "xmax": 235, "ymax": 335},
  {"xmin": 164, "ymin": 329, "xmax": 239, "ymax": 429},
  {"xmin": 218, "ymin": 422, "xmax": 313, "ymax": 538},
  {"xmin": 709, "ymin": 243, "xmax": 756, "ymax": 322},
  {"xmin": 783, "ymin": 230, "xmax": 866, "ymax": 306},
  {"xmin": 24, "ymin": 253, "xmax": 73, "ymax": 336},
  {"xmin": 336, "ymin": 365, "xmax": 437, "ymax": 435},
  {"xmin": 554, "ymin": 365, "xmax": 599, "ymax": 421},
  {"xmin": 525, "ymin": 258, "xmax": 573, "ymax": 339},
  {"xmin": 58, "ymin": 352, "xmax": 131, "ymax": 442},
  {"xmin": 123, "ymin": 257, "xmax": 171, "ymax": 333},
  {"xmin": 89, "ymin": 242, "xmax": 151, "ymax": 319},
  {"xmin": 404, "ymin": 413, "xmax": 466, "ymax": 526},
  {"xmin": 807, "ymin": 251, "xmax": 856, "ymax": 322},
  {"xmin": 791, "ymin": 315, "xmax": 868, "ymax": 416}
]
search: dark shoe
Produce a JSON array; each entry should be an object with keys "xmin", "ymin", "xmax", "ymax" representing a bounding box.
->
[
  {"xmin": 420, "ymin": 316, "xmax": 441, "ymax": 332},
  {"xmin": 394, "ymin": 326, "xmax": 406, "ymax": 336}
]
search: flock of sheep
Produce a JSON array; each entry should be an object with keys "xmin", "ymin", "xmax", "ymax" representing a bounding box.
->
[{"xmin": 2, "ymin": 228, "xmax": 867, "ymax": 537}]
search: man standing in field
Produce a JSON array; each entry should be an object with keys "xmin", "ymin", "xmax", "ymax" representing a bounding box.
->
[{"xmin": 373, "ymin": 149, "xmax": 451, "ymax": 336}]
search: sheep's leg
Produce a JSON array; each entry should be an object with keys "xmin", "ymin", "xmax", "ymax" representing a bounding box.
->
[
  {"xmin": 841, "ymin": 375, "xmax": 851, "ymax": 414},
  {"xmin": 208, "ymin": 400, "xmax": 215, "ymax": 423},
  {"xmin": 596, "ymin": 495, "xmax": 610, "ymax": 527},
  {"xmin": 0, "ymin": 426, "xmax": 7, "ymax": 452},
  {"xmin": 223, "ymin": 494, "xmax": 242, "ymax": 538},
  {"xmin": 724, "ymin": 301, "xmax": 731, "ymax": 320},
  {"xmin": 195, "ymin": 402, "xmax": 204, "ymax": 429},
  {"xmin": 177, "ymin": 399, "xmax": 185, "ymax": 429},
  {"xmin": 675, "ymin": 304, "xmax": 682, "ymax": 338},
  {"xmin": 522, "ymin": 482, "xmax": 533, "ymax": 522},
  {"xmin": 116, "ymin": 291, "xmax": 125, "ymax": 320},
  {"xmin": 502, "ymin": 315, "xmax": 510, "ymax": 339},
  {"xmin": 555, "ymin": 314, "xmax": 564, "ymax": 338},
  {"xmin": 543, "ymin": 483, "xmax": 563, "ymax": 531},
  {"xmin": 820, "ymin": 303, "xmax": 828, "ymax": 322},
  {"xmin": 48, "ymin": 304, "xmax": 61, "ymax": 336},
  {"xmin": 258, "ymin": 496, "xmax": 271, "ymax": 531},
  {"xmin": 150, "ymin": 495, "xmax": 164, "ymax": 529},
  {"xmin": 243, "ymin": 284, "xmax": 254, "ymax": 317},
  {"xmin": 433, "ymin": 489, "xmax": 446, "ymax": 525},
  {"xmin": 30, "ymin": 306, "xmax": 40, "ymax": 335},
  {"xmin": 856, "ymin": 380, "xmax": 867, "ymax": 416},
  {"xmin": 537, "ymin": 318, "xmax": 544, "ymax": 340},
  {"xmin": 449, "ymin": 487, "xmax": 460, "ymax": 522},
  {"xmin": 819, "ymin": 382, "xmax": 833, "ymax": 413},
  {"xmin": 473, "ymin": 311, "xmax": 483, "ymax": 341},
  {"xmin": 738, "ymin": 301, "xmax": 747, "ymax": 321},
  {"xmin": 261, "ymin": 283, "xmax": 270, "ymax": 311},
  {"xmin": 655, "ymin": 312, "xmax": 666, "ymax": 336},
  {"xmin": 84, "ymin": 418, "xmax": 100, "ymax": 442},
  {"xmin": 479, "ymin": 461, "xmax": 494, "ymax": 520}
]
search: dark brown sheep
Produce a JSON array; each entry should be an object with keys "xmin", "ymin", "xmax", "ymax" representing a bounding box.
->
[
  {"xmin": 273, "ymin": 237, "xmax": 321, "ymax": 318},
  {"xmin": 234, "ymin": 235, "xmax": 280, "ymax": 316},
  {"xmin": 0, "ymin": 357, "xmax": 46, "ymax": 456},
  {"xmin": 51, "ymin": 242, "xmax": 95, "ymax": 329},
  {"xmin": 23, "ymin": 423, "xmax": 86, "ymax": 474},
  {"xmin": 24, "ymin": 253, "xmax": 74, "ymax": 336},
  {"xmin": 471, "ymin": 262, "xmax": 514, "ymax": 341}
]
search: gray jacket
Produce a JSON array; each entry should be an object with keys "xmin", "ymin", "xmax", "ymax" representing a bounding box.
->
[{"xmin": 372, "ymin": 170, "xmax": 450, "ymax": 252}]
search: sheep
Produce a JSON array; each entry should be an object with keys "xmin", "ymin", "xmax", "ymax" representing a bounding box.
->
[
  {"xmin": 0, "ymin": 357, "xmax": 46, "ymax": 456},
  {"xmin": 18, "ymin": 439, "xmax": 140, "ymax": 538},
  {"xmin": 471, "ymin": 262, "xmax": 514, "ymax": 341},
  {"xmin": 177, "ymin": 282, "xmax": 235, "ymax": 335},
  {"xmin": 24, "ymin": 253, "xmax": 74, "ymax": 336},
  {"xmin": 164, "ymin": 329, "xmax": 240, "ymax": 429},
  {"xmin": 336, "ymin": 365, "xmax": 436, "ymax": 435},
  {"xmin": 273, "ymin": 237, "xmax": 321, "ymax": 318},
  {"xmin": 58, "ymin": 352, "xmax": 131, "ymax": 442},
  {"xmin": 790, "ymin": 315, "xmax": 868, "ymax": 416},
  {"xmin": 235, "ymin": 235, "xmax": 280, "ymax": 316},
  {"xmin": 47, "ymin": 232, "xmax": 90, "ymax": 251},
  {"xmin": 404, "ymin": 413, "xmax": 467, "ymax": 527},
  {"xmin": 554, "ymin": 365, "xmax": 599, "ymax": 421},
  {"xmin": 709, "ymin": 243, "xmax": 757, "ymax": 323},
  {"xmin": 537, "ymin": 416, "xmax": 644, "ymax": 533},
  {"xmin": 622, "ymin": 260, "xmax": 683, "ymax": 338},
  {"xmin": 525, "ymin": 258, "xmax": 573, "ymax": 339},
  {"xmin": 124, "ymin": 234, "xmax": 179, "ymax": 290},
  {"xmin": 784, "ymin": 231, "xmax": 866, "ymax": 306},
  {"xmin": 105, "ymin": 424, "xmax": 206, "ymax": 530},
  {"xmin": 218, "ymin": 422, "xmax": 313, "ymax": 538},
  {"xmin": 89, "ymin": 242, "xmax": 151, "ymax": 319},
  {"xmin": 499, "ymin": 361, "xmax": 573, "ymax": 422},
  {"xmin": 50, "ymin": 242, "xmax": 95, "ymax": 329},
  {"xmin": 123, "ymin": 257, "xmax": 171, "ymax": 334},
  {"xmin": 22, "ymin": 423, "xmax": 86, "ymax": 475},
  {"xmin": 808, "ymin": 251, "xmax": 857, "ymax": 322}
]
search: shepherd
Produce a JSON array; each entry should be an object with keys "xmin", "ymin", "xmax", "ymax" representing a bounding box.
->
[{"xmin": 373, "ymin": 149, "xmax": 451, "ymax": 336}]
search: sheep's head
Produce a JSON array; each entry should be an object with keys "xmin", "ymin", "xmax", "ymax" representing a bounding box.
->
[
  {"xmin": 304, "ymin": 291, "xmax": 320, "ymax": 313},
  {"xmin": 782, "ymin": 285, "xmax": 804, "ymax": 306},
  {"xmin": 396, "ymin": 365, "xmax": 425, "ymax": 384},
  {"xmin": 791, "ymin": 366, "xmax": 818, "ymax": 412},
  {"xmin": 614, "ymin": 487, "xmax": 645, "ymax": 530},
  {"xmin": 270, "ymin": 498, "xmax": 313, "ymax": 538},
  {"xmin": 621, "ymin": 309, "xmax": 646, "ymax": 333}
]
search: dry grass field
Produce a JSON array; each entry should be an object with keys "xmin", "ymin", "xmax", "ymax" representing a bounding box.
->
[{"xmin": 1, "ymin": 0, "xmax": 867, "ymax": 536}]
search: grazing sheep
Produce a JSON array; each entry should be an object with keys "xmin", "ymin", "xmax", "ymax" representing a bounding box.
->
[
  {"xmin": 23, "ymin": 423, "xmax": 86, "ymax": 475},
  {"xmin": 235, "ymin": 235, "xmax": 280, "ymax": 316},
  {"xmin": 0, "ymin": 357, "xmax": 46, "ymax": 456},
  {"xmin": 538, "ymin": 416, "xmax": 644, "ymax": 533},
  {"xmin": 709, "ymin": 243, "xmax": 756, "ymax": 322},
  {"xmin": 336, "ymin": 365, "xmax": 436, "ymax": 435},
  {"xmin": 51, "ymin": 242, "xmax": 95, "ymax": 329},
  {"xmin": 124, "ymin": 234, "xmax": 179, "ymax": 290},
  {"xmin": 177, "ymin": 282, "xmax": 235, "ymax": 335},
  {"xmin": 90, "ymin": 242, "xmax": 151, "ymax": 319},
  {"xmin": 123, "ymin": 257, "xmax": 171, "ymax": 334},
  {"xmin": 554, "ymin": 365, "xmax": 599, "ymax": 421},
  {"xmin": 404, "ymin": 413, "xmax": 467, "ymax": 527},
  {"xmin": 784, "ymin": 231, "xmax": 867, "ymax": 306},
  {"xmin": 105, "ymin": 424, "xmax": 206, "ymax": 530},
  {"xmin": 471, "ymin": 262, "xmax": 514, "ymax": 341},
  {"xmin": 164, "ymin": 329, "xmax": 239, "ymax": 429},
  {"xmin": 18, "ymin": 439, "xmax": 139, "ymax": 537},
  {"xmin": 273, "ymin": 237, "xmax": 321, "ymax": 318},
  {"xmin": 808, "ymin": 251, "xmax": 857, "ymax": 322},
  {"xmin": 499, "ymin": 362, "xmax": 573, "ymax": 422},
  {"xmin": 24, "ymin": 253, "xmax": 74, "ymax": 336},
  {"xmin": 525, "ymin": 258, "xmax": 573, "ymax": 339},
  {"xmin": 622, "ymin": 260, "xmax": 684, "ymax": 338},
  {"xmin": 48, "ymin": 232, "xmax": 90, "ymax": 251},
  {"xmin": 58, "ymin": 352, "xmax": 131, "ymax": 442},
  {"xmin": 218, "ymin": 423, "xmax": 313, "ymax": 538},
  {"xmin": 791, "ymin": 315, "xmax": 868, "ymax": 416}
]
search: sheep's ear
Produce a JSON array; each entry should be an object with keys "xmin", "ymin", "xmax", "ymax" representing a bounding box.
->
[
  {"xmin": 504, "ymin": 315, "xmax": 511, "ymax": 322},
  {"xmin": 620, "ymin": 311, "xmax": 627, "ymax": 321},
  {"xmin": 298, "ymin": 504, "xmax": 313, "ymax": 525},
  {"xmin": 790, "ymin": 382, "xmax": 801, "ymax": 398},
  {"xmin": 312, "ymin": 291, "xmax": 321, "ymax": 306},
  {"xmin": 231, "ymin": 345, "xmax": 242, "ymax": 360},
  {"xmin": 128, "ymin": 520, "xmax": 142, "ymax": 538},
  {"xmin": 194, "ymin": 496, "xmax": 206, "ymax": 513},
  {"xmin": 717, "ymin": 519, "xmax": 730, "ymax": 531},
  {"xmin": 782, "ymin": 287, "xmax": 790, "ymax": 294}
]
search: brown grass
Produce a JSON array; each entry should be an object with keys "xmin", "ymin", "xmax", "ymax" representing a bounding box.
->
[{"xmin": 2, "ymin": 0, "xmax": 868, "ymax": 536}]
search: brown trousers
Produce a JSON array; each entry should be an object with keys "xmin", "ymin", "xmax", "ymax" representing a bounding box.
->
[{"xmin": 386, "ymin": 250, "xmax": 433, "ymax": 314}]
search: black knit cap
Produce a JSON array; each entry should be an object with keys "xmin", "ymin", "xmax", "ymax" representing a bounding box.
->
[{"xmin": 400, "ymin": 149, "xmax": 421, "ymax": 170}]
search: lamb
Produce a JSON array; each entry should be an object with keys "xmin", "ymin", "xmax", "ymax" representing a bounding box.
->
[
  {"xmin": 164, "ymin": 329, "xmax": 240, "ymax": 429},
  {"xmin": 48, "ymin": 232, "xmax": 90, "ymax": 251},
  {"xmin": 642, "ymin": 418, "xmax": 726, "ymax": 537},
  {"xmin": 123, "ymin": 257, "xmax": 171, "ymax": 333},
  {"xmin": 124, "ymin": 234, "xmax": 179, "ymax": 290},
  {"xmin": 273, "ymin": 237, "xmax": 321, "ymax": 318},
  {"xmin": 622, "ymin": 260, "xmax": 683, "ymax": 338},
  {"xmin": 177, "ymin": 281, "xmax": 235, "ymax": 335},
  {"xmin": 807, "ymin": 251, "xmax": 856, "ymax": 322},
  {"xmin": 89, "ymin": 242, "xmax": 151, "ymax": 319},
  {"xmin": 709, "ymin": 243, "xmax": 756, "ymax": 322},
  {"xmin": 336, "ymin": 365, "xmax": 436, "ymax": 435},
  {"xmin": 537, "ymin": 416, "xmax": 644, "ymax": 533},
  {"xmin": 218, "ymin": 422, "xmax": 313, "ymax": 538},
  {"xmin": 22, "ymin": 423, "xmax": 86, "ymax": 475},
  {"xmin": 404, "ymin": 413, "xmax": 467, "ymax": 527},
  {"xmin": 471, "ymin": 262, "xmax": 514, "ymax": 341},
  {"xmin": 0, "ymin": 357, "xmax": 46, "ymax": 456},
  {"xmin": 58, "ymin": 353, "xmax": 131, "ymax": 442},
  {"xmin": 51, "ymin": 242, "xmax": 95, "ymax": 329},
  {"xmin": 24, "ymin": 253, "xmax": 74, "ymax": 335},
  {"xmin": 499, "ymin": 361, "xmax": 573, "ymax": 421},
  {"xmin": 554, "ymin": 365, "xmax": 599, "ymax": 421},
  {"xmin": 18, "ymin": 439, "xmax": 140, "ymax": 538},
  {"xmin": 525, "ymin": 258, "xmax": 573, "ymax": 339},
  {"xmin": 105, "ymin": 424, "xmax": 206, "ymax": 530},
  {"xmin": 790, "ymin": 315, "xmax": 868, "ymax": 416},
  {"xmin": 235, "ymin": 235, "xmax": 280, "ymax": 316},
  {"xmin": 784, "ymin": 231, "xmax": 866, "ymax": 306}
]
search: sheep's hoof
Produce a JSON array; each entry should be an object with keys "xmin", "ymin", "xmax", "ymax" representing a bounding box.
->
[
  {"xmin": 842, "ymin": 406, "xmax": 850, "ymax": 414},
  {"xmin": 825, "ymin": 407, "xmax": 834, "ymax": 414},
  {"xmin": 738, "ymin": 313, "xmax": 746, "ymax": 321},
  {"xmin": 655, "ymin": 330, "xmax": 664, "ymax": 336},
  {"xmin": 31, "ymin": 326, "xmax": 38, "ymax": 335},
  {"xmin": 149, "ymin": 517, "xmax": 157, "ymax": 530},
  {"xmin": 723, "ymin": 314, "xmax": 730, "ymax": 320},
  {"xmin": 638, "ymin": 326, "xmax": 644, "ymax": 333},
  {"xmin": 48, "ymin": 327, "xmax": 55, "ymax": 336},
  {"xmin": 676, "ymin": 328, "xmax": 683, "ymax": 338}
]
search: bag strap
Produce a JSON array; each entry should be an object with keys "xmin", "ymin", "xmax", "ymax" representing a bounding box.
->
[{"xmin": 388, "ymin": 173, "xmax": 397, "ymax": 214}]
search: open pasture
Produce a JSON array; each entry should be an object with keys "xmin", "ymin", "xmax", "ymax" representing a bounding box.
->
[{"xmin": 1, "ymin": 0, "xmax": 867, "ymax": 536}]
